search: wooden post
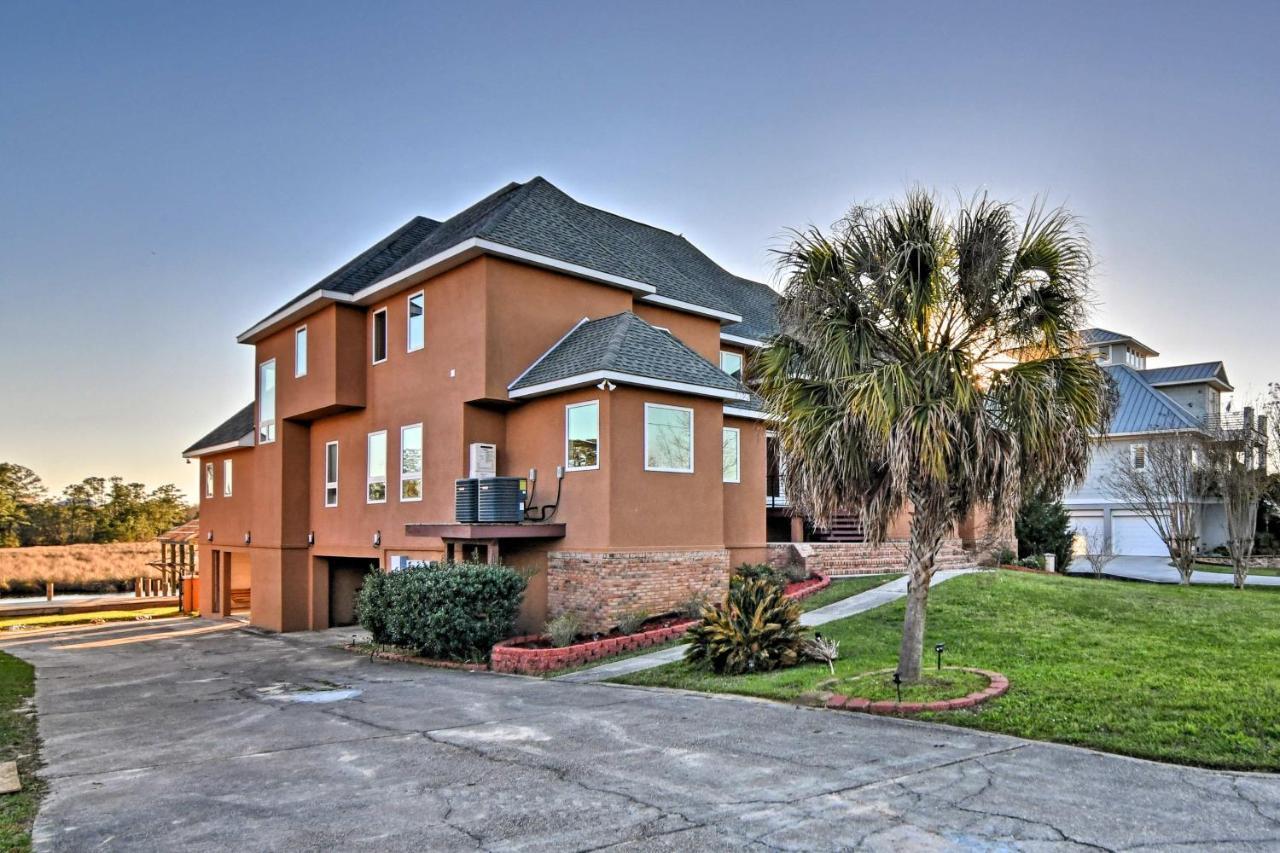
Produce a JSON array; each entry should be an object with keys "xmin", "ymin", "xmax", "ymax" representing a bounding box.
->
[
  {"xmin": 46, "ymin": 581, "xmax": 54, "ymax": 601},
  {"xmin": 135, "ymin": 577, "xmax": 143, "ymax": 598}
]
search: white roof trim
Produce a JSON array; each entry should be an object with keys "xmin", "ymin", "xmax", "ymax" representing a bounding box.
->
[
  {"xmin": 723, "ymin": 405, "xmax": 767, "ymax": 421},
  {"xmin": 238, "ymin": 237, "xmax": 663, "ymax": 344},
  {"xmin": 237, "ymin": 289, "xmax": 354, "ymax": 344},
  {"xmin": 183, "ymin": 432, "xmax": 255, "ymax": 459},
  {"xmin": 506, "ymin": 317, "xmax": 590, "ymax": 391},
  {"xmin": 720, "ymin": 332, "xmax": 765, "ymax": 349},
  {"xmin": 1145, "ymin": 377, "xmax": 1233, "ymax": 392},
  {"xmin": 640, "ymin": 292, "xmax": 742, "ymax": 324},
  {"xmin": 509, "ymin": 369, "xmax": 749, "ymax": 402}
]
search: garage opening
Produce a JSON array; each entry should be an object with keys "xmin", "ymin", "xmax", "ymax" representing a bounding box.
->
[
  {"xmin": 329, "ymin": 558, "xmax": 378, "ymax": 627},
  {"xmin": 1112, "ymin": 513, "xmax": 1168, "ymax": 557}
]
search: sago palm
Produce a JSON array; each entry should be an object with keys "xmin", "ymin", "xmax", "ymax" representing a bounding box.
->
[{"xmin": 757, "ymin": 190, "xmax": 1113, "ymax": 681}]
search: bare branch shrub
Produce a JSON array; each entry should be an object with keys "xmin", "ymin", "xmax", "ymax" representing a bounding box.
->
[{"xmin": 1078, "ymin": 526, "xmax": 1117, "ymax": 579}]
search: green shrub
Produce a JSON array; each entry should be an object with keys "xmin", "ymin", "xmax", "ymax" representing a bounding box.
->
[
  {"xmin": 995, "ymin": 547, "xmax": 1017, "ymax": 566},
  {"xmin": 1016, "ymin": 487, "xmax": 1074, "ymax": 572},
  {"xmin": 615, "ymin": 610, "xmax": 649, "ymax": 635},
  {"xmin": 546, "ymin": 612, "xmax": 584, "ymax": 647},
  {"xmin": 1016, "ymin": 554, "xmax": 1046, "ymax": 570},
  {"xmin": 733, "ymin": 563, "xmax": 785, "ymax": 588},
  {"xmin": 356, "ymin": 561, "xmax": 526, "ymax": 661},
  {"xmin": 685, "ymin": 578, "xmax": 804, "ymax": 674}
]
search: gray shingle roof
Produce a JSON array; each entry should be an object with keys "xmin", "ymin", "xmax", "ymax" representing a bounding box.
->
[
  {"xmin": 1139, "ymin": 362, "xmax": 1232, "ymax": 390},
  {"xmin": 1105, "ymin": 365, "xmax": 1202, "ymax": 434},
  {"xmin": 509, "ymin": 312, "xmax": 748, "ymax": 399},
  {"xmin": 268, "ymin": 178, "xmax": 779, "ymax": 333},
  {"xmin": 184, "ymin": 403, "xmax": 255, "ymax": 456}
]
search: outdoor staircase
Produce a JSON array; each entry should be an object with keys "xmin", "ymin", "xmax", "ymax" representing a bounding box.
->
[{"xmin": 809, "ymin": 513, "xmax": 867, "ymax": 543}]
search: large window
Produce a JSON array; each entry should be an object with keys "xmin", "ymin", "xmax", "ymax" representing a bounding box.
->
[
  {"xmin": 295, "ymin": 326, "xmax": 308, "ymax": 377},
  {"xmin": 722, "ymin": 427, "xmax": 740, "ymax": 483},
  {"xmin": 400, "ymin": 423, "xmax": 423, "ymax": 501},
  {"xmin": 644, "ymin": 403, "xmax": 694, "ymax": 473},
  {"xmin": 324, "ymin": 441, "xmax": 339, "ymax": 507},
  {"xmin": 258, "ymin": 359, "xmax": 276, "ymax": 443},
  {"xmin": 566, "ymin": 401, "xmax": 599, "ymax": 470},
  {"xmin": 367, "ymin": 431, "xmax": 387, "ymax": 503},
  {"xmin": 223, "ymin": 459, "xmax": 233, "ymax": 497},
  {"xmin": 372, "ymin": 308, "xmax": 388, "ymax": 364},
  {"xmin": 407, "ymin": 291, "xmax": 425, "ymax": 352},
  {"xmin": 204, "ymin": 462, "xmax": 214, "ymax": 499},
  {"xmin": 720, "ymin": 350, "xmax": 743, "ymax": 381}
]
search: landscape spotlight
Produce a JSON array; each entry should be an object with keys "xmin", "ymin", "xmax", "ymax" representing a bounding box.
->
[
  {"xmin": 935, "ymin": 643, "xmax": 945, "ymax": 671},
  {"xmin": 892, "ymin": 670, "xmax": 902, "ymax": 704}
]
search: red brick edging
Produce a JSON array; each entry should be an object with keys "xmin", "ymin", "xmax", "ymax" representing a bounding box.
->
[
  {"xmin": 491, "ymin": 573, "xmax": 832, "ymax": 675},
  {"xmin": 783, "ymin": 573, "xmax": 831, "ymax": 601},
  {"xmin": 825, "ymin": 667, "xmax": 1009, "ymax": 715}
]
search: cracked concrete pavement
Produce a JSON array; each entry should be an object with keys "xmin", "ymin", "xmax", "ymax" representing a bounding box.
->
[{"xmin": 12, "ymin": 619, "xmax": 1280, "ymax": 851}]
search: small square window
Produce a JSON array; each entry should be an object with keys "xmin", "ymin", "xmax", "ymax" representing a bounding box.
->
[{"xmin": 720, "ymin": 350, "xmax": 743, "ymax": 381}]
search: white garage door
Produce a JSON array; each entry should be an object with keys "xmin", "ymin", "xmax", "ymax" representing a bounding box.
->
[
  {"xmin": 1069, "ymin": 513, "xmax": 1104, "ymax": 556},
  {"xmin": 1112, "ymin": 514, "xmax": 1167, "ymax": 557}
]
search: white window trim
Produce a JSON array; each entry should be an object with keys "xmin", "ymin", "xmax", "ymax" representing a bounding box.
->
[
  {"xmin": 204, "ymin": 462, "xmax": 214, "ymax": 499},
  {"xmin": 406, "ymin": 291, "xmax": 425, "ymax": 353},
  {"xmin": 222, "ymin": 459, "xmax": 233, "ymax": 497},
  {"xmin": 722, "ymin": 427, "xmax": 740, "ymax": 484},
  {"xmin": 1130, "ymin": 443, "xmax": 1147, "ymax": 471},
  {"xmin": 720, "ymin": 350, "xmax": 743, "ymax": 379},
  {"xmin": 565, "ymin": 401, "xmax": 600, "ymax": 471},
  {"xmin": 367, "ymin": 430, "xmax": 388, "ymax": 503},
  {"xmin": 258, "ymin": 359, "xmax": 276, "ymax": 444},
  {"xmin": 644, "ymin": 402, "xmax": 695, "ymax": 474},
  {"xmin": 324, "ymin": 441, "xmax": 339, "ymax": 508},
  {"xmin": 294, "ymin": 325, "xmax": 308, "ymax": 378},
  {"xmin": 399, "ymin": 423, "xmax": 423, "ymax": 502},
  {"xmin": 371, "ymin": 307, "xmax": 388, "ymax": 365}
]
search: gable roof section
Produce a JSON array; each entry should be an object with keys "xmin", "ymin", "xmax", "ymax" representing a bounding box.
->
[
  {"xmin": 239, "ymin": 178, "xmax": 784, "ymax": 342},
  {"xmin": 183, "ymin": 402, "xmax": 255, "ymax": 457},
  {"xmin": 508, "ymin": 312, "xmax": 748, "ymax": 401},
  {"xmin": 1139, "ymin": 361, "xmax": 1233, "ymax": 391},
  {"xmin": 1105, "ymin": 365, "xmax": 1202, "ymax": 434},
  {"xmin": 1079, "ymin": 327, "xmax": 1159, "ymax": 357}
]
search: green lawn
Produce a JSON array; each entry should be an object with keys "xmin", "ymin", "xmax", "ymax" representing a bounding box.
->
[
  {"xmin": 797, "ymin": 574, "xmax": 902, "ymax": 612},
  {"xmin": 616, "ymin": 571, "xmax": 1280, "ymax": 770},
  {"xmin": 0, "ymin": 607, "xmax": 181, "ymax": 631},
  {"xmin": 1193, "ymin": 562, "xmax": 1280, "ymax": 579},
  {"xmin": 0, "ymin": 652, "xmax": 41, "ymax": 852}
]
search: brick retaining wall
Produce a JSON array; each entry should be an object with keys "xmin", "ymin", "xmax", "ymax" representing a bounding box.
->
[
  {"xmin": 767, "ymin": 540, "xmax": 974, "ymax": 577},
  {"xmin": 547, "ymin": 549, "xmax": 730, "ymax": 632}
]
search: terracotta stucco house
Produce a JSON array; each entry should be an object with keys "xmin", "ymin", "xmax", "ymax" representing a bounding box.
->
[{"xmin": 184, "ymin": 178, "xmax": 981, "ymax": 634}]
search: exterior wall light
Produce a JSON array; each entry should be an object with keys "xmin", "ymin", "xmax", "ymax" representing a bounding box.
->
[
  {"xmin": 207, "ymin": 531, "xmax": 213, "ymax": 542},
  {"xmin": 373, "ymin": 530, "xmax": 381, "ymax": 548},
  {"xmin": 244, "ymin": 531, "xmax": 251, "ymax": 545},
  {"xmin": 308, "ymin": 531, "xmax": 315, "ymax": 546}
]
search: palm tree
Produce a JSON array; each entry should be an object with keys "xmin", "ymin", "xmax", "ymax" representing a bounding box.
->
[{"xmin": 756, "ymin": 190, "xmax": 1113, "ymax": 681}]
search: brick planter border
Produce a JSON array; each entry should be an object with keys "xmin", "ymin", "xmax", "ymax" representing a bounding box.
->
[
  {"xmin": 491, "ymin": 573, "xmax": 832, "ymax": 675},
  {"xmin": 824, "ymin": 667, "xmax": 1009, "ymax": 715}
]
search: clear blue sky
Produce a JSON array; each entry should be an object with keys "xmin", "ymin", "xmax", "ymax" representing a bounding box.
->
[{"xmin": 2, "ymin": 0, "xmax": 1277, "ymax": 496}]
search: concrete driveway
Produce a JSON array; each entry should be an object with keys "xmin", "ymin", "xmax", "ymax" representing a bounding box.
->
[
  {"xmin": 1068, "ymin": 555, "xmax": 1280, "ymax": 586},
  {"xmin": 12, "ymin": 619, "xmax": 1280, "ymax": 851}
]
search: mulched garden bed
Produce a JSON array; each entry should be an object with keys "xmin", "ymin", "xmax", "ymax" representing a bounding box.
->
[{"xmin": 491, "ymin": 573, "xmax": 831, "ymax": 675}]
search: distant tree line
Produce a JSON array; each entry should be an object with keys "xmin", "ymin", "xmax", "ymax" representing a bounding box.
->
[{"xmin": 0, "ymin": 462, "xmax": 194, "ymax": 547}]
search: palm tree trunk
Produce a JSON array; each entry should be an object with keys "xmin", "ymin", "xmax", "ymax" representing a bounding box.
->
[{"xmin": 897, "ymin": 507, "xmax": 951, "ymax": 682}]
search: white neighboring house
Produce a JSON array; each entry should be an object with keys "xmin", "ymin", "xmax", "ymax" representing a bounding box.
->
[{"xmin": 1064, "ymin": 327, "xmax": 1256, "ymax": 557}]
